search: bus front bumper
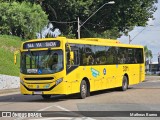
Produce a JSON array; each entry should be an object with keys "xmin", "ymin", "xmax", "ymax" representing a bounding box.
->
[{"xmin": 20, "ymin": 79, "xmax": 66, "ymax": 95}]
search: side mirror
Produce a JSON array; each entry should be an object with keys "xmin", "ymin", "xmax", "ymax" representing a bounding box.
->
[
  {"xmin": 14, "ymin": 50, "xmax": 19, "ymax": 65},
  {"xmin": 70, "ymin": 51, "xmax": 74, "ymax": 61}
]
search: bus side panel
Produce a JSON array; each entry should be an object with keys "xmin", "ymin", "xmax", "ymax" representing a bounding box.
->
[
  {"xmin": 105, "ymin": 65, "xmax": 119, "ymax": 89},
  {"xmin": 128, "ymin": 64, "xmax": 145, "ymax": 85},
  {"xmin": 65, "ymin": 66, "xmax": 93, "ymax": 94},
  {"xmin": 65, "ymin": 65, "xmax": 109, "ymax": 94},
  {"xmin": 113, "ymin": 64, "xmax": 145, "ymax": 87},
  {"xmin": 140, "ymin": 64, "xmax": 145, "ymax": 82},
  {"xmin": 64, "ymin": 64, "xmax": 145, "ymax": 95},
  {"xmin": 67, "ymin": 65, "xmax": 119, "ymax": 92}
]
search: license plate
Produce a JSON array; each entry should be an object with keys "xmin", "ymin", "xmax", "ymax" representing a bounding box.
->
[{"xmin": 34, "ymin": 91, "xmax": 42, "ymax": 94}]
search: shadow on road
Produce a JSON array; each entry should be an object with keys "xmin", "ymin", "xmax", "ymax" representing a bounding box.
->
[
  {"xmin": 0, "ymin": 87, "xmax": 130, "ymax": 102},
  {"xmin": 1, "ymin": 80, "xmax": 160, "ymax": 102}
]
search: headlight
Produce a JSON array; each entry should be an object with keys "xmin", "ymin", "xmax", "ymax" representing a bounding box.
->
[
  {"xmin": 56, "ymin": 78, "xmax": 63, "ymax": 85},
  {"xmin": 20, "ymin": 79, "xmax": 24, "ymax": 85}
]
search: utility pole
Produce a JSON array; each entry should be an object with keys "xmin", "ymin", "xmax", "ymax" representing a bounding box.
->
[
  {"xmin": 77, "ymin": 1, "xmax": 115, "ymax": 39},
  {"xmin": 129, "ymin": 35, "xmax": 131, "ymax": 44},
  {"xmin": 77, "ymin": 17, "xmax": 80, "ymax": 39}
]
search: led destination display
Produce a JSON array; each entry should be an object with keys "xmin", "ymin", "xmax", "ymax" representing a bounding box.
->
[{"xmin": 23, "ymin": 40, "xmax": 60, "ymax": 49}]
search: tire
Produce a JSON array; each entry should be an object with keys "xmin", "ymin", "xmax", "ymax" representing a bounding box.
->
[
  {"xmin": 42, "ymin": 95, "xmax": 51, "ymax": 99},
  {"xmin": 121, "ymin": 76, "xmax": 128, "ymax": 91},
  {"xmin": 79, "ymin": 80, "xmax": 87, "ymax": 99}
]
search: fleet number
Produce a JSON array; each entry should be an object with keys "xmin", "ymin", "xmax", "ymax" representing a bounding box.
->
[{"xmin": 123, "ymin": 66, "xmax": 129, "ymax": 72}]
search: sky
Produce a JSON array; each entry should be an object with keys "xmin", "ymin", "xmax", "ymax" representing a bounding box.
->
[{"xmin": 118, "ymin": 0, "xmax": 160, "ymax": 62}]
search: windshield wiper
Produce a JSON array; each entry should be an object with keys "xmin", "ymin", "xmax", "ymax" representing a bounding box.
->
[
  {"xmin": 27, "ymin": 49, "xmax": 36, "ymax": 69},
  {"xmin": 28, "ymin": 49, "xmax": 34, "ymax": 61}
]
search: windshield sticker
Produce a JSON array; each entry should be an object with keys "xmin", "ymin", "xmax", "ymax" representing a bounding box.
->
[
  {"xmin": 38, "ymin": 69, "xmax": 42, "ymax": 74},
  {"xmin": 103, "ymin": 68, "xmax": 106, "ymax": 75},
  {"xmin": 91, "ymin": 68, "xmax": 100, "ymax": 78},
  {"xmin": 27, "ymin": 69, "xmax": 38, "ymax": 74}
]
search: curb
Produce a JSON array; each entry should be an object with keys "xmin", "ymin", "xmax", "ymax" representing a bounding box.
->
[
  {"xmin": 145, "ymin": 76, "xmax": 160, "ymax": 80},
  {"xmin": 0, "ymin": 88, "xmax": 20, "ymax": 95}
]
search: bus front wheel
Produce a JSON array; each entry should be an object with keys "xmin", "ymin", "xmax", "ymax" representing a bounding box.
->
[
  {"xmin": 42, "ymin": 95, "xmax": 51, "ymax": 99},
  {"xmin": 79, "ymin": 80, "xmax": 87, "ymax": 99},
  {"xmin": 121, "ymin": 76, "xmax": 128, "ymax": 91}
]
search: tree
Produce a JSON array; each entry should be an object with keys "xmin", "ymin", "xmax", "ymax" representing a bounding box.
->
[
  {"xmin": 144, "ymin": 45, "xmax": 153, "ymax": 64},
  {"xmin": 39, "ymin": 0, "xmax": 157, "ymax": 38},
  {"xmin": 14, "ymin": 0, "xmax": 157, "ymax": 38},
  {"xmin": 0, "ymin": 1, "xmax": 48, "ymax": 39}
]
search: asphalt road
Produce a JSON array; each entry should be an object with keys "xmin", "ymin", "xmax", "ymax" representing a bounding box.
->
[{"xmin": 0, "ymin": 77, "xmax": 160, "ymax": 120}]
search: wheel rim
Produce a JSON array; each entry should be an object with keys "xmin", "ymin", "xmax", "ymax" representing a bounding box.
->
[{"xmin": 82, "ymin": 84, "xmax": 86, "ymax": 96}]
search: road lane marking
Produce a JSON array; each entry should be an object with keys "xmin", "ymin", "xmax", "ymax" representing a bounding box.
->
[
  {"xmin": 53, "ymin": 104, "xmax": 82, "ymax": 117},
  {"xmin": 37, "ymin": 104, "xmax": 56, "ymax": 111},
  {"xmin": 35, "ymin": 104, "xmax": 96, "ymax": 120},
  {"xmin": 53, "ymin": 105, "xmax": 70, "ymax": 111},
  {"xmin": 8, "ymin": 101, "xmax": 96, "ymax": 120},
  {"xmin": 14, "ymin": 104, "xmax": 58, "ymax": 120},
  {"xmin": 29, "ymin": 117, "xmax": 72, "ymax": 120},
  {"xmin": 53, "ymin": 105, "xmax": 96, "ymax": 120}
]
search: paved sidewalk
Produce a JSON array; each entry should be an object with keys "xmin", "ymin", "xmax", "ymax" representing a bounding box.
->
[{"xmin": 145, "ymin": 76, "xmax": 160, "ymax": 81}]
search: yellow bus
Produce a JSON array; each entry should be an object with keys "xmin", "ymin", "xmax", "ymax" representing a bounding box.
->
[{"xmin": 14, "ymin": 37, "xmax": 145, "ymax": 99}]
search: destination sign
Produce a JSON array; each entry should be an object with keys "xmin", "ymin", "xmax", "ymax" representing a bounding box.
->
[{"xmin": 23, "ymin": 40, "xmax": 60, "ymax": 49}]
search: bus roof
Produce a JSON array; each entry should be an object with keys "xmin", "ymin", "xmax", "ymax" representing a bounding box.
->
[{"xmin": 66, "ymin": 38, "xmax": 143, "ymax": 48}]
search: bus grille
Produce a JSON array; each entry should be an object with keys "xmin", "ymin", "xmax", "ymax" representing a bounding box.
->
[{"xmin": 24, "ymin": 77, "xmax": 54, "ymax": 80}]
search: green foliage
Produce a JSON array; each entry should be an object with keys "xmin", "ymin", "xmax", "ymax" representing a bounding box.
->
[
  {"xmin": 144, "ymin": 45, "xmax": 153, "ymax": 61},
  {"xmin": 81, "ymin": 27, "xmax": 122, "ymax": 39},
  {"xmin": 8, "ymin": 0, "xmax": 157, "ymax": 39},
  {"xmin": 0, "ymin": 35, "xmax": 21, "ymax": 76},
  {"xmin": 0, "ymin": 1, "xmax": 48, "ymax": 39},
  {"xmin": 39, "ymin": 0, "xmax": 157, "ymax": 38}
]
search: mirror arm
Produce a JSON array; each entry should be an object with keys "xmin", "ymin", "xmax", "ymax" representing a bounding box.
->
[
  {"xmin": 66, "ymin": 43, "xmax": 72, "ymax": 68},
  {"xmin": 14, "ymin": 50, "xmax": 20, "ymax": 65},
  {"xmin": 66, "ymin": 43, "xmax": 71, "ymax": 52}
]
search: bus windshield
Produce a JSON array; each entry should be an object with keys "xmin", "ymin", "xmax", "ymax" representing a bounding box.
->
[{"xmin": 21, "ymin": 50, "xmax": 63, "ymax": 74}]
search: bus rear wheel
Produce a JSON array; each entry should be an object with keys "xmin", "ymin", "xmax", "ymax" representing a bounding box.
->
[
  {"xmin": 42, "ymin": 95, "xmax": 51, "ymax": 99},
  {"xmin": 79, "ymin": 80, "xmax": 87, "ymax": 99},
  {"xmin": 121, "ymin": 76, "xmax": 128, "ymax": 91}
]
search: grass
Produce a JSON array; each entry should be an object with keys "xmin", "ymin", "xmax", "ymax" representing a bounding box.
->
[{"xmin": 0, "ymin": 35, "xmax": 22, "ymax": 76}]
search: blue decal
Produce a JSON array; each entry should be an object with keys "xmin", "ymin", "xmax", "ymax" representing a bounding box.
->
[
  {"xmin": 38, "ymin": 69, "xmax": 42, "ymax": 74},
  {"xmin": 116, "ymin": 64, "xmax": 118, "ymax": 68},
  {"xmin": 90, "ymin": 68, "xmax": 100, "ymax": 78},
  {"xmin": 103, "ymin": 68, "xmax": 106, "ymax": 75},
  {"xmin": 44, "ymin": 84, "xmax": 50, "ymax": 88}
]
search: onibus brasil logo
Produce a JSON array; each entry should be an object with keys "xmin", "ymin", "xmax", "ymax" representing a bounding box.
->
[{"xmin": 90, "ymin": 68, "xmax": 100, "ymax": 78}]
